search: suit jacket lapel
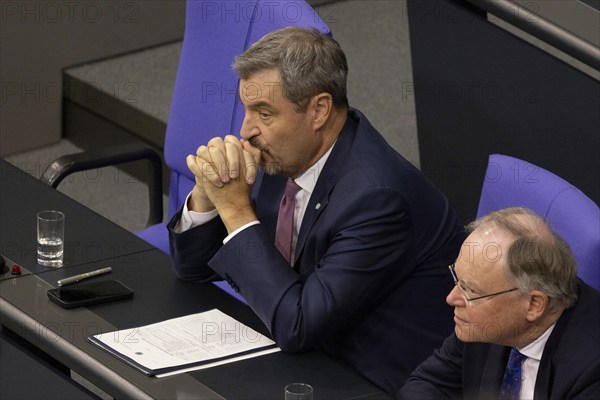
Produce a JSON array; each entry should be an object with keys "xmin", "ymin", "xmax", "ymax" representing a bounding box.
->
[
  {"xmin": 253, "ymin": 172, "xmax": 287, "ymax": 243},
  {"xmin": 294, "ymin": 177, "xmax": 332, "ymax": 265},
  {"xmin": 478, "ymin": 345, "xmax": 510, "ymax": 399},
  {"xmin": 293, "ymin": 114, "xmax": 357, "ymax": 265}
]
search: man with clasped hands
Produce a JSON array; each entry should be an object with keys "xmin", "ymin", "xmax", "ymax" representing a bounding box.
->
[{"xmin": 168, "ymin": 27, "xmax": 465, "ymax": 394}]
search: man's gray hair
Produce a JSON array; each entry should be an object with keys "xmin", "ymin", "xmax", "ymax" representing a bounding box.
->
[
  {"xmin": 468, "ymin": 207, "xmax": 578, "ymax": 310},
  {"xmin": 233, "ymin": 26, "xmax": 349, "ymax": 112}
]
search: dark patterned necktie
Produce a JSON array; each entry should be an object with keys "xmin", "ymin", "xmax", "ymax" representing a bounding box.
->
[
  {"xmin": 498, "ymin": 347, "xmax": 527, "ymax": 400},
  {"xmin": 275, "ymin": 178, "xmax": 301, "ymax": 263}
]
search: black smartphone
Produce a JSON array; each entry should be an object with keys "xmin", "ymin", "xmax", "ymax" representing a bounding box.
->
[{"xmin": 47, "ymin": 280, "xmax": 133, "ymax": 309}]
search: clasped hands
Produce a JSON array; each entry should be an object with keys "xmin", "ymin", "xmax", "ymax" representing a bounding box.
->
[{"xmin": 186, "ymin": 135, "xmax": 261, "ymax": 233}]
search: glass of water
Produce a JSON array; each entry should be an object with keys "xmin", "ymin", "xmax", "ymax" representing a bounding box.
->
[
  {"xmin": 37, "ymin": 210, "xmax": 65, "ymax": 267},
  {"xmin": 285, "ymin": 383, "xmax": 313, "ymax": 400}
]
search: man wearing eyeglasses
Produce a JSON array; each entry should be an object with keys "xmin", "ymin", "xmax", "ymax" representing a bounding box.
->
[{"xmin": 399, "ymin": 207, "xmax": 600, "ymax": 399}]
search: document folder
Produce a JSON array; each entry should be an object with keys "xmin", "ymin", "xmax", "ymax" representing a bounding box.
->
[{"xmin": 88, "ymin": 309, "xmax": 279, "ymax": 377}]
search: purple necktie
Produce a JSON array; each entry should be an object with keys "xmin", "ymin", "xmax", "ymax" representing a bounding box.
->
[
  {"xmin": 498, "ymin": 347, "xmax": 527, "ymax": 400},
  {"xmin": 275, "ymin": 178, "xmax": 301, "ymax": 264}
]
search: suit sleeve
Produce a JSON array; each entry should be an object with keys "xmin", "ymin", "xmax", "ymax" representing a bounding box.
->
[
  {"xmin": 208, "ymin": 186, "xmax": 423, "ymax": 351},
  {"xmin": 398, "ymin": 333, "xmax": 464, "ymax": 399},
  {"xmin": 167, "ymin": 208, "xmax": 226, "ymax": 282}
]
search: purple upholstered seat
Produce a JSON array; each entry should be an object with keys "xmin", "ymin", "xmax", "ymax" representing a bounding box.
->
[
  {"xmin": 477, "ymin": 154, "xmax": 600, "ymax": 290},
  {"xmin": 137, "ymin": 0, "xmax": 330, "ymax": 301}
]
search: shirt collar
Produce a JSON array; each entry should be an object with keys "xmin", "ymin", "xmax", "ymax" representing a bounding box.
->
[
  {"xmin": 294, "ymin": 139, "xmax": 337, "ymax": 194},
  {"xmin": 517, "ymin": 323, "xmax": 556, "ymax": 361}
]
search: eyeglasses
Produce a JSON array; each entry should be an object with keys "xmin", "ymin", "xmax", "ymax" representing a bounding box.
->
[{"xmin": 448, "ymin": 264, "xmax": 518, "ymax": 302}]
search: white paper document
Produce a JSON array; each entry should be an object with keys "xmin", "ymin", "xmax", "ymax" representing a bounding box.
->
[{"xmin": 88, "ymin": 309, "xmax": 279, "ymax": 376}]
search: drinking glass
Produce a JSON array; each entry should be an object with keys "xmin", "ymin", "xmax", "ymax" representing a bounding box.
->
[
  {"xmin": 285, "ymin": 383, "xmax": 313, "ymax": 400},
  {"xmin": 37, "ymin": 210, "xmax": 65, "ymax": 267}
]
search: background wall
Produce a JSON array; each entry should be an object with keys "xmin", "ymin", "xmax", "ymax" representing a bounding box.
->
[
  {"xmin": 408, "ymin": 0, "xmax": 599, "ymax": 222},
  {"xmin": 0, "ymin": 0, "xmax": 186, "ymax": 156}
]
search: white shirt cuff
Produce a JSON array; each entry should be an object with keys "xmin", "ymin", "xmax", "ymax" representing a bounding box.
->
[
  {"xmin": 174, "ymin": 192, "xmax": 219, "ymax": 233},
  {"xmin": 223, "ymin": 221, "xmax": 261, "ymax": 244},
  {"xmin": 175, "ymin": 192, "xmax": 260, "ymax": 242}
]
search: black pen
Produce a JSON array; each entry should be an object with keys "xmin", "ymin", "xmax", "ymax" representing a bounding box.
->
[{"xmin": 57, "ymin": 267, "xmax": 112, "ymax": 287}]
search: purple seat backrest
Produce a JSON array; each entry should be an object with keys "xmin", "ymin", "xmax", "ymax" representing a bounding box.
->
[
  {"xmin": 477, "ymin": 154, "xmax": 600, "ymax": 290},
  {"xmin": 164, "ymin": 0, "xmax": 331, "ymax": 219}
]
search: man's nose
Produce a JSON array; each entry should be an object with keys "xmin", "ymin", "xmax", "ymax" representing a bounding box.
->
[
  {"xmin": 446, "ymin": 284, "xmax": 465, "ymax": 307},
  {"xmin": 240, "ymin": 114, "xmax": 258, "ymax": 141}
]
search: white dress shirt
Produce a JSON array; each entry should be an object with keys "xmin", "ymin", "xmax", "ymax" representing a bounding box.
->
[
  {"xmin": 517, "ymin": 323, "xmax": 556, "ymax": 400},
  {"xmin": 176, "ymin": 142, "xmax": 336, "ymax": 265}
]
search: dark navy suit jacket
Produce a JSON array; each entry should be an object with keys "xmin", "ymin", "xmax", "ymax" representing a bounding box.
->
[
  {"xmin": 399, "ymin": 280, "xmax": 600, "ymax": 399},
  {"xmin": 168, "ymin": 109, "xmax": 465, "ymax": 394}
]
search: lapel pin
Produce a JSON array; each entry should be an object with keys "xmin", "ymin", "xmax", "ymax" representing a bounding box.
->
[{"xmin": 315, "ymin": 203, "xmax": 321, "ymax": 210}]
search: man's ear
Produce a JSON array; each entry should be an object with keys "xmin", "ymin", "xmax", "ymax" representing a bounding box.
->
[
  {"xmin": 526, "ymin": 290, "xmax": 549, "ymax": 322},
  {"xmin": 310, "ymin": 93, "xmax": 333, "ymax": 131}
]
